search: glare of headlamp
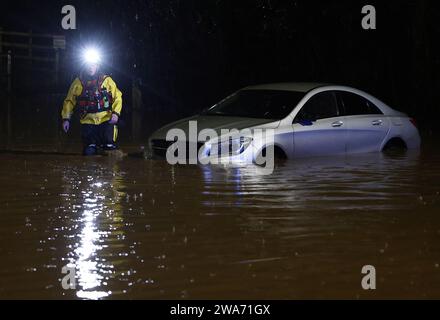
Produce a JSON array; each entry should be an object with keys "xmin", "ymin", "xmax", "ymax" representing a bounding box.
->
[{"xmin": 83, "ymin": 48, "xmax": 101, "ymax": 65}]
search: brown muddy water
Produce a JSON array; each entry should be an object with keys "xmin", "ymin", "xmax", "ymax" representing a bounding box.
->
[{"xmin": 0, "ymin": 147, "xmax": 440, "ymax": 300}]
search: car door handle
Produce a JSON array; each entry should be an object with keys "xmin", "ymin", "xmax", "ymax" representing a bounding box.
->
[
  {"xmin": 331, "ymin": 121, "xmax": 344, "ymax": 127},
  {"xmin": 372, "ymin": 120, "xmax": 383, "ymax": 126}
]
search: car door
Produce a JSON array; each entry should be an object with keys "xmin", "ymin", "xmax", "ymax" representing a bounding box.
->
[
  {"xmin": 336, "ymin": 91, "xmax": 390, "ymax": 154},
  {"xmin": 292, "ymin": 91, "xmax": 347, "ymax": 157}
]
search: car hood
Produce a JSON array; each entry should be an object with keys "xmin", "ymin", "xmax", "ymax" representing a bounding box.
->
[{"xmin": 150, "ymin": 115, "xmax": 280, "ymax": 141}]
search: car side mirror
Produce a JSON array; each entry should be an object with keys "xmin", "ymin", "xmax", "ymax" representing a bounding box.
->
[
  {"xmin": 297, "ymin": 119, "xmax": 314, "ymax": 126},
  {"xmin": 293, "ymin": 115, "xmax": 316, "ymax": 126}
]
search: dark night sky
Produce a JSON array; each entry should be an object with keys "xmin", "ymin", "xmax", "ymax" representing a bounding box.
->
[{"xmin": 1, "ymin": 0, "xmax": 439, "ymax": 136}]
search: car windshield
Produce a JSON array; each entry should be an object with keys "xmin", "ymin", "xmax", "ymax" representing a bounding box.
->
[{"xmin": 203, "ymin": 89, "xmax": 306, "ymax": 120}]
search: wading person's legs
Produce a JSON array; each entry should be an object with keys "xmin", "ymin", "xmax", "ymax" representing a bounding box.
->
[
  {"xmin": 100, "ymin": 121, "xmax": 118, "ymax": 151},
  {"xmin": 81, "ymin": 124, "xmax": 100, "ymax": 156}
]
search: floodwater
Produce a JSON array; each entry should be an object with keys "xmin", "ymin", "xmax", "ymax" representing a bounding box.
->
[{"xmin": 0, "ymin": 146, "xmax": 440, "ymax": 300}]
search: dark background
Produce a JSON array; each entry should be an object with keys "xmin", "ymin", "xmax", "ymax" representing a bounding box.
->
[{"xmin": 0, "ymin": 0, "xmax": 439, "ymax": 147}]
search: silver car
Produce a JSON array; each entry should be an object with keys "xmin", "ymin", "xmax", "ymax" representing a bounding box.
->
[{"xmin": 149, "ymin": 83, "xmax": 421, "ymax": 163}]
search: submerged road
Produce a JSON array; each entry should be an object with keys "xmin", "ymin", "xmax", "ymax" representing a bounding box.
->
[{"xmin": 0, "ymin": 148, "xmax": 439, "ymax": 299}]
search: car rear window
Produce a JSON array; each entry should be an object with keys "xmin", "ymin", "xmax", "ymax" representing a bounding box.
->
[{"xmin": 337, "ymin": 91, "xmax": 383, "ymax": 116}]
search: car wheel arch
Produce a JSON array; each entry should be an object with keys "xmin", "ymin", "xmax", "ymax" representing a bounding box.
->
[
  {"xmin": 382, "ymin": 137, "xmax": 408, "ymax": 151},
  {"xmin": 254, "ymin": 144, "xmax": 288, "ymax": 161}
]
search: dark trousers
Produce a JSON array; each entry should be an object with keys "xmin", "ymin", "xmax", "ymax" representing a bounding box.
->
[{"xmin": 81, "ymin": 121, "xmax": 118, "ymax": 155}]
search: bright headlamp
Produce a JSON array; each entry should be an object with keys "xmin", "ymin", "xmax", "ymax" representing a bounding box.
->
[{"xmin": 82, "ymin": 48, "xmax": 102, "ymax": 65}]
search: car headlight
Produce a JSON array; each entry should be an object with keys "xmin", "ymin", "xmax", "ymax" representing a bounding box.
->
[{"xmin": 210, "ymin": 137, "xmax": 253, "ymax": 156}]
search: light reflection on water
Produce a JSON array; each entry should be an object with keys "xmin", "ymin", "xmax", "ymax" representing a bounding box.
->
[
  {"xmin": 60, "ymin": 164, "xmax": 128, "ymax": 300},
  {"xmin": 200, "ymin": 151, "xmax": 422, "ymax": 212},
  {"xmin": 1, "ymin": 149, "xmax": 440, "ymax": 299}
]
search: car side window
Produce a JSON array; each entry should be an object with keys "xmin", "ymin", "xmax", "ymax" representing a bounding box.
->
[
  {"xmin": 337, "ymin": 91, "xmax": 383, "ymax": 116},
  {"xmin": 294, "ymin": 91, "xmax": 339, "ymax": 123}
]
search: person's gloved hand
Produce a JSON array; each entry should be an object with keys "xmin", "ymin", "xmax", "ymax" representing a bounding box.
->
[
  {"xmin": 109, "ymin": 114, "xmax": 119, "ymax": 125},
  {"xmin": 62, "ymin": 120, "xmax": 70, "ymax": 133}
]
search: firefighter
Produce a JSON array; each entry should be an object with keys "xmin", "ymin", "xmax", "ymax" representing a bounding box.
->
[{"xmin": 61, "ymin": 48, "xmax": 123, "ymax": 156}]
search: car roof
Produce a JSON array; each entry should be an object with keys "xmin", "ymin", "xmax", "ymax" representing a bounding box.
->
[
  {"xmin": 242, "ymin": 82, "xmax": 400, "ymax": 116},
  {"xmin": 243, "ymin": 82, "xmax": 330, "ymax": 93}
]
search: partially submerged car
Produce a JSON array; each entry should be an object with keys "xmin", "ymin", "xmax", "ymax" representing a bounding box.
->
[{"xmin": 149, "ymin": 83, "xmax": 421, "ymax": 163}]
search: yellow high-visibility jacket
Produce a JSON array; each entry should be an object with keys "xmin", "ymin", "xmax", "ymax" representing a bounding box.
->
[{"xmin": 61, "ymin": 76, "xmax": 123, "ymax": 125}]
